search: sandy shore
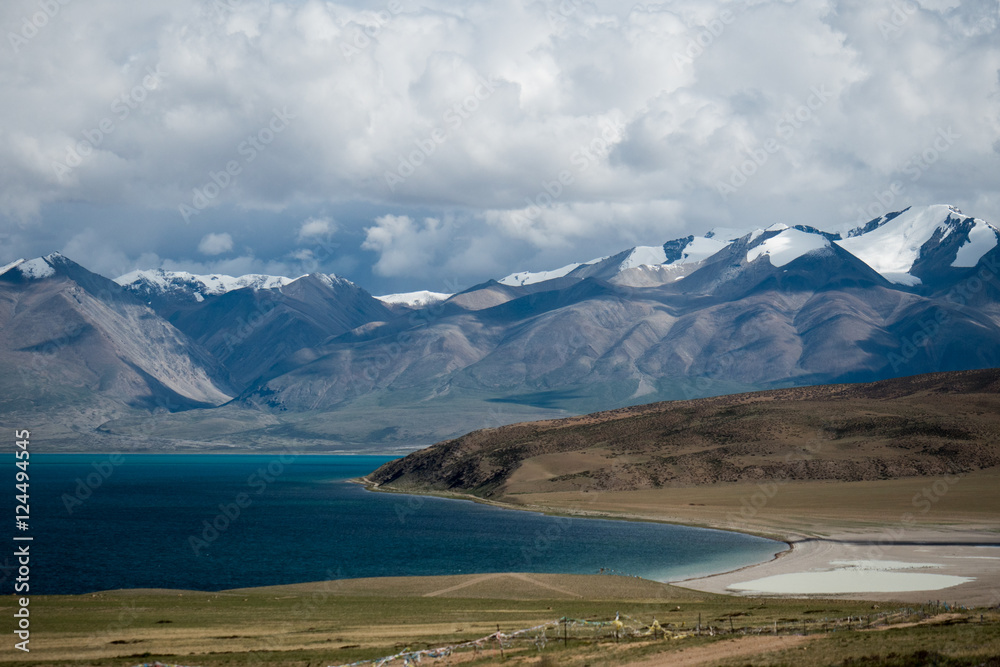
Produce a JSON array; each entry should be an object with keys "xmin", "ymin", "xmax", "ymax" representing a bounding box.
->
[
  {"xmin": 676, "ymin": 526, "xmax": 1000, "ymax": 606},
  {"xmin": 364, "ymin": 477, "xmax": 1000, "ymax": 607}
]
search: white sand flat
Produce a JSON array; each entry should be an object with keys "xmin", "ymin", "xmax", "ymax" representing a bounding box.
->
[{"xmin": 727, "ymin": 570, "xmax": 973, "ymax": 595}]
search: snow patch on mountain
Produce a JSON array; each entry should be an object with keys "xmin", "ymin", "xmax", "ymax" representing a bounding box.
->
[
  {"xmin": 673, "ymin": 237, "xmax": 729, "ymax": 264},
  {"xmin": 116, "ymin": 269, "xmax": 297, "ymax": 297},
  {"xmin": 747, "ymin": 228, "xmax": 831, "ymax": 267},
  {"xmin": 619, "ymin": 246, "xmax": 667, "ymax": 271},
  {"xmin": 952, "ymin": 219, "xmax": 999, "ymax": 268},
  {"xmin": 706, "ymin": 226, "xmax": 757, "ymax": 242},
  {"xmin": 499, "ymin": 261, "xmax": 589, "ymax": 286},
  {"xmin": 377, "ymin": 291, "xmax": 452, "ymax": 308},
  {"xmin": 311, "ymin": 272, "xmax": 352, "ymax": 289},
  {"xmin": 835, "ymin": 205, "xmax": 965, "ymax": 285},
  {"xmin": 0, "ymin": 259, "xmax": 25, "ymax": 277},
  {"xmin": 17, "ymin": 257, "xmax": 56, "ymax": 279}
]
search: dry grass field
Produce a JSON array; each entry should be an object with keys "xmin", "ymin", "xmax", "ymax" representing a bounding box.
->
[
  {"xmin": 501, "ymin": 467, "xmax": 1000, "ymax": 537},
  {"xmin": 4, "ymin": 575, "xmax": 1000, "ymax": 667}
]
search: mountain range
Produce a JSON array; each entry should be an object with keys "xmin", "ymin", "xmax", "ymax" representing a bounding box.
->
[{"xmin": 3, "ymin": 204, "xmax": 999, "ymax": 452}]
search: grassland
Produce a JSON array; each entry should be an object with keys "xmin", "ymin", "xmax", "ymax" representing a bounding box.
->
[{"xmin": 5, "ymin": 574, "xmax": 1000, "ymax": 666}]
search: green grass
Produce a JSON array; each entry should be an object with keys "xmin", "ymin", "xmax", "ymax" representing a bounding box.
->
[
  {"xmin": 717, "ymin": 619, "xmax": 1000, "ymax": 666},
  {"xmin": 4, "ymin": 578, "xmax": 997, "ymax": 666}
]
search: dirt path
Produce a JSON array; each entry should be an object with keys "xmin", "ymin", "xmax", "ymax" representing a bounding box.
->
[
  {"xmin": 421, "ymin": 572, "xmax": 583, "ymax": 598},
  {"xmin": 622, "ymin": 635, "xmax": 816, "ymax": 666}
]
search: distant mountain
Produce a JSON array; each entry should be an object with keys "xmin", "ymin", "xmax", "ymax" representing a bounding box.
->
[
  {"xmin": 116, "ymin": 268, "xmax": 295, "ymax": 305},
  {"xmin": 0, "ymin": 254, "xmax": 232, "ymax": 429},
  {"xmin": 118, "ymin": 269, "xmax": 394, "ymax": 387},
  {"xmin": 7, "ymin": 203, "xmax": 1000, "ymax": 453},
  {"xmin": 498, "ymin": 205, "xmax": 998, "ymax": 294},
  {"xmin": 835, "ymin": 205, "xmax": 999, "ymax": 289},
  {"xmin": 376, "ymin": 291, "xmax": 453, "ymax": 310},
  {"xmin": 498, "ymin": 233, "xmax": 735, "ymax": 288},
  {"xmin": 236, "ymin": 205, "xmax": 1000, "ymax": 432}
]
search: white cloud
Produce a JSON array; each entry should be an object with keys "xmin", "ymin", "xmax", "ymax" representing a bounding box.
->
[
  {"xmin": 297, "ymin": 217, "xmax": 337, "ymax": 242},
  {"xmin": 0, "ymin": 0, "xmax": 998, "ymax": 290},
  {"xmin": 362, "ymin": 214, "xmax": 460, "ymax": 277},
  {"xmin": 198, "ymin": 232, "xmax": 234, "ymax": 255}
]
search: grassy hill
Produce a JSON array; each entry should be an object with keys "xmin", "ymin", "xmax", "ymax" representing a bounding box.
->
[{"xmin": 368, "ymin": 368, "xmax": 1000, "ymax": 499}]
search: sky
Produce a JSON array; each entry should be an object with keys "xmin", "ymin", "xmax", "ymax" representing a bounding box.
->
[{"xmin": 1, "ymin": 0, "xmax": 999, "ymax": 296}]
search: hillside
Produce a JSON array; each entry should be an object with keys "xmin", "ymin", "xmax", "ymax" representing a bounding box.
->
[
  {"xmin": 7, "ymin": 204, "xmax": 1000, "ymax": 453},
  {"xmin": 367, "ymin": 368, "xmax": 1000, "ymax": 496},
  {"xmin": 0, "ymin": 254, "xmax": 233, "ymax": 426}
]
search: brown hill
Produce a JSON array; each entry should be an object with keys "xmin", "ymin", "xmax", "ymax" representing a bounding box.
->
[{"xmin": 367, "ymin": 368, "xmax": 1000, "ymax": 497}]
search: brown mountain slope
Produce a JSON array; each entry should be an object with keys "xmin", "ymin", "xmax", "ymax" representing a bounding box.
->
[{"xmin": 367, "ymin": 368, "xmax": 1000, "ymax": 497}]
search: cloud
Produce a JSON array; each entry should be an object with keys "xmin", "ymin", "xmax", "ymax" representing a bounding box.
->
[
  {"xmin": 0, "ymin": 0, "xmax": 998, "ymax": 292},
  {"xmin": 362, "ymin": 214, "xmax": 460, "ymax": 278},
  {"xmin": 198, "ymin": 232, "xmax": 234, "ymax": 255},
  {"xmin": 297, "ymin": 217, "xmax": 337, "ymax": 242}
]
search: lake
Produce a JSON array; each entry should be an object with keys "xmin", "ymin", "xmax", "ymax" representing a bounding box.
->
[{"xmin": 8, "ymin": 453, "xmax": 784, "ymax": 594}]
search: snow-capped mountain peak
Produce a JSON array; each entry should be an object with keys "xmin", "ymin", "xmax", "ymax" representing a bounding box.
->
[
  {"xmin": 0, "ymin": 256, "xmax": 57, "ymax": 280},
  {"xmin": 666, "ymin": 236, "xmax": 730, "ymax": 265},
  {"xmin": 619, "ymin": 246, "xmax": 667, "ymax": 271},
  {"xmin": 115, "ymin": 269, "xmax": 299, "ymax": 302},
  {"xmin": 835, "ymin": 204, "xmax": 997, "ymax": 286},
  {"xmin": 376, "ymin": 291, "xmax": 453, "ymax": 308},
  {"xmin": 310, "ymin": 272, "xmax": 352, "ymax": 289},
  {"xmin": 490, "ymin": 204, "xmax": 998, "ymax": 292},
  {"xmin": 0, "ymin": 259, "xmax": 25, "ymax": 277},
  {"xmin": 499, "ymin": 260, "xmax": 597, "ymax": 286},
  {"xmin": 747, "ymin": 227, "xmax": 832, "ymax": 267}
]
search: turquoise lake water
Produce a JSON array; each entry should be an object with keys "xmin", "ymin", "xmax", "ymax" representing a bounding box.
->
[{"xmin": 6, "ymin": 454, "xmax": 783, "ymax": 594}]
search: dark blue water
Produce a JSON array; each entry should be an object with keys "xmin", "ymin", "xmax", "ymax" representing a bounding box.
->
[{"xmin": 5, "ymin": 454, "xmax": 782, "ymax": 594}]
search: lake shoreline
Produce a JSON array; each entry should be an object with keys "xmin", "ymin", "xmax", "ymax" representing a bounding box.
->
[
  {"xmin": 358, "ymin": 475, "xmax": 794, "ymax": 582},
  {"xmin": 30, "ymin": 454, "xmax": 779, "ymax": 595},
  {"xmin": 359, "ymin": 477, "xmax": 1000, "ymax": 607}
]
